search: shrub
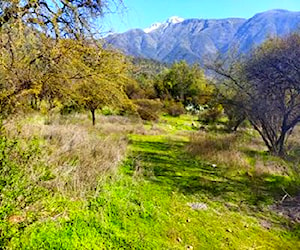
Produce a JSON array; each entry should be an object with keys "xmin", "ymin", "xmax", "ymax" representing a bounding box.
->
[
  {"xmin": 101, "ymin": 106, "xmax": 118, "ymax": 116},
  {"xmin": 60, "ymin": 101, "xmax": 82, "ymax": 115},
  {"xmin": 134, "ymin": 99, "xmax": 163, "ymax": 121},
  {"xmin": 199, "ymin": 104, "xmax": 223, "ymax": 124},
  {"xmin": 0, "ymin": 135, "xmax": 51, "ymax": 246},
  {"xmin": 165, "ymin": 101, "xmax": 185, "ymax": 117}
]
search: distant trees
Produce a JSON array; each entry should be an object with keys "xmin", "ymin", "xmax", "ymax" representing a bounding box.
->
[
  {"xmin": 125, "ymin": 60, "xmax": 215, "ymax": 119},
  {"xmin": 125, "ymin": 57, "xmax": 167, "ymax": 100},
  {"xmin": 211, "ymin": 33, "xmax": 300, "ymax": 156},
  {"xmin": 154, "ymin": 61, "xmax": 213, "ymax": 107}
]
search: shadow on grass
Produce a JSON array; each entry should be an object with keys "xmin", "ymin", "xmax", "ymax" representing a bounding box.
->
[
  {"xmin": 243, "ymin": 149, "xmax": 269, "ymax": 158},
  {"xmin": 128, "ymin": 136, "xmax": 299, "ymax": 208}
]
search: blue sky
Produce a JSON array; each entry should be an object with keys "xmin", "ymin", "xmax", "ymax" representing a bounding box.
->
[{"xmin": 103, "ymin": 0, "xmax": 300, "ymax": 33}]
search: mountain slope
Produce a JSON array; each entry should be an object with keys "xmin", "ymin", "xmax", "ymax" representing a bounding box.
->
[
  {"xmin": 105, "ymin": 10, "xmax": 300, "ymax": 64},
  {"xmin": 229, "ymin": 9, "xmax": 300, "ymax": 53}
]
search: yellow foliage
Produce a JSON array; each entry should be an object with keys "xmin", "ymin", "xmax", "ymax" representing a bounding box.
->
[{"xmin": 0, "ymin": 23, "xmax": 133, "ymax": 119}]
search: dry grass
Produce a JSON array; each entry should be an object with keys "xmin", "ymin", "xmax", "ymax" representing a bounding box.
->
[
  {"xmin": 187, "ymin": 131, "xmax": 291, "ymax": 176},
  {"xmin": 43, "ymin": 125, "xmax": 127, "ymax": 197},
  {"xmin": 187, "ymin": 132, "xmax": 249, "ymax": 169},
  {"xmin": 4, "ymin": 113, "xmax": 131, "ymax": 197},
  {"xmin": 287, "ymin": 126, "xmax": 300, "ymax": 158}
]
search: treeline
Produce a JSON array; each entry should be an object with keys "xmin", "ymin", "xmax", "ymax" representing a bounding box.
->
[
  {"xmin": 126, "ymin": 59, "xmax": 216, "ymax": 121},
  {"xmin": 1, "ymin": 29, "xmax": 300, "ymax": 157},
  {"xmin": 0, "ymin": 25, "xmax": 216, "ymax": 124}
]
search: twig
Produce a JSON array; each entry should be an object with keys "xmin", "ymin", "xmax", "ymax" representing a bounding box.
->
[{"xmin": 281, "ymin": 188, "xmax": 292, "ymax": 203}]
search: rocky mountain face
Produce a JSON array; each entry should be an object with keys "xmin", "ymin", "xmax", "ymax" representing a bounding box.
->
[{"xmin": 105, "ymin": 10, "xmax": 300, "ymax": 64}]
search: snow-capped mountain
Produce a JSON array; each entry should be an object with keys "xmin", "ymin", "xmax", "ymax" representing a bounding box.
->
[
  {"xmin": 143, "ymin": 22, "xmax": 163, "ymax": 33},
  {"xmin": 105, "ymin": 10, "xmax": 300, "ymax": 64},
  {"xmin": 143, "ymin": 16, "xmax": 185, "ymax": 33}
]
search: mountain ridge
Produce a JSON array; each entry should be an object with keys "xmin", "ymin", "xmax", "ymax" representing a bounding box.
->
[{"xmin": 105, "ymin": 10, "xmax": 300, "ymax": 64}]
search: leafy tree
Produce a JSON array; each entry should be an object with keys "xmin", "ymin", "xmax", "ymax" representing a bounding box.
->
[
  {"xmin": 155, "ymin": 61, "xmax": 213, "ymax": 107},
  {"xmin": 73, "ymin": 48, "xmax": 133, "ymax": 125},
  {"xmin": 0, "ymin": 0, "xmax": 128, "ymax": 123},
  {"xmin": 0, "ymin": 25, "xmax": 46, "ymax": 118},
  {"xmin": 126, "ymin": 57, "xmax": 167, "ymax": 99},
  {"xmin": 210, "ymin": 33, "xmax": 300, "ymax": 156},
  {"xmin": 0, "ymin": 26, "xmax": 76, "ymax": 118}
]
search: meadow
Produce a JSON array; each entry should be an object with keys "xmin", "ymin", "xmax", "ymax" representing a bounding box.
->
[{"xmin": 1, "ymin": 112, "xmax": 299, "ymax": 249}]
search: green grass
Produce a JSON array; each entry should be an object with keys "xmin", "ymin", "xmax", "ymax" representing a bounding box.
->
[
  {"xmin": 1, "ymin": 114, "xmax": 300, "ymax": 249},
  {"xmin": 146, "ymin": 114, "xmax": 200, "ymax": 133}
]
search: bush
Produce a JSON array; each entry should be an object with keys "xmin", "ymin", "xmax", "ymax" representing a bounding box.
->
[
  {"xmin": 0, "ymin": 135, "xmax": 51, "ymax": 246},
  {"xmin": 134, "ymin": 99, "xmax": 163, "ymax": 121},
  {"xmin": 199, "ymin": 104, "xmax": 223, "ymax": 124},
  {"xmin": 165, "ymin": 101, "xmax": 185, "ymax": 117},
  {"xmin": 60, "ymin": 101, "xmax": 82, "ymax": 115},
  {"xmin": 101, "ymin": 106, "xmax": 118, "ymax": 116}
]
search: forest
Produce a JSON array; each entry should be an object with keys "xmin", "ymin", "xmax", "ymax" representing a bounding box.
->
[{"xmin": 0, "ymin": 0, "xmax": 299, "ymax": 249}]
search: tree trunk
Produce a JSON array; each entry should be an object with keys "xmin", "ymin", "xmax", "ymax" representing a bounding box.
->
[
  {"xmin": 232, "ymin": 118, "xmax": 245, "ymax": 132},
  {"xmin": 273, "ymin": 132, "xmax": 286, "ymax": 157},
  {"xmin": 91, "ymin": 109, "xmax": 96, "ymax": 126}
]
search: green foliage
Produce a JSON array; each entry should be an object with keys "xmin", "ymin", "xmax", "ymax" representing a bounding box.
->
[
  {"xmin": 71, "ymin": 48, "xmax": 133, "ymax": 124},
  {"xmin": 154, "ymin": 61, "xmax": 213, "ymax": 106},
  {"xmin": 0, "ymin": 135, "xmax": 52, "ymax": 247},
  {"xmin": 127, "ymin": 57, "xmax": 167, "ymax": 100},
  {"xmin": 60, "ymin": 101, "xmax": 82, "ymax": 115},
  {"xmin": 0, "ymin": 23, "xmax": 134, "ymax": 124}
]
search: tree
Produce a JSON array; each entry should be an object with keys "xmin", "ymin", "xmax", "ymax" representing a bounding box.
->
[
  {"xmin": 210, "ymin": 33, "xmax": 300, "ymax": 156},
  {"xmin": 126, "ymin": 57, "xmax": 167, "ymax": 100},
  {"xmin": 73, "ymin": 48, "xmax": 133, "ymax": 125},
  {"xmin": 223, "ymin": 100, "xmax": 246, "ymax": 132},
  {"xmin": 154, "ymin": 61, "xmax": 212, "ymax": 107},
  {"xmin": 0, "ymin": 0, "xmax": 126, "ymax": 121},
  {"xmin": 0, "ymin": 25, "xmax": 47, "ymax": 118},
  {"xmin": 0, "ymin": 0, "xmax": 123, "ymax": 38}
]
